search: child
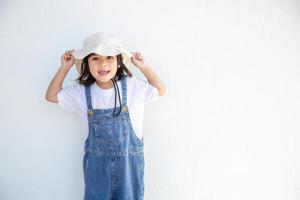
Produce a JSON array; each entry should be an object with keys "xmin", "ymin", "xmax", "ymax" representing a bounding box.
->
[{"xmin": 45, "ymin": 32, "xmax": 167, "ymax": 200}]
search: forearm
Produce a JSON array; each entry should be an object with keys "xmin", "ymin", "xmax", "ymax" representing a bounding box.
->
[
  {"xmin": 137, "ymin": 64, "xmax": 167, "ymax": 96},
  {"xmin": 45, "ymin": 65, "xmax": 71, "ymax": 103}
]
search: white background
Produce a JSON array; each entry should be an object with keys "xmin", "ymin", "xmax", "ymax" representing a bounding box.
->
[{"xmin": 0, "ymin": 0, "xmax": 299, "ymax": 199}]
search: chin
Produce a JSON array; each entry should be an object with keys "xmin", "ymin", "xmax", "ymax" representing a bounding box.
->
[
  {"xmin": 96, "ymin": 78, "xmax": 111, "ymax": 83},
  {"xmin": 96, "ymin": 75, "xmax": 115, "ymax": 82}
]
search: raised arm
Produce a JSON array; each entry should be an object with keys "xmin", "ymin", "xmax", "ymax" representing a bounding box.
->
[
  {"xmin": 130, "ymin": 52, "xmax": 167, "ymax": 96},
  {"xmin": 137, "ymin": 64, "xmax": 167, "ymax": 96},
  {"xmin": 45, "ymin": 49, "xmax": 75, "ymax": 103}
]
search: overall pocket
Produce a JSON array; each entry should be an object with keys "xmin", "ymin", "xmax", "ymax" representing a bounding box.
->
[{"xmin": 92, "ymin": 118, "xmax": 128, "ymax": 145}]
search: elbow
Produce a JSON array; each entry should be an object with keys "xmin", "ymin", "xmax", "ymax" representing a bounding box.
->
[
  {"xmin": 45, "ymin": 93, "xmax": 58, "ymax": 103},
  {"xmin": 45, "ymin": 88, "xmax": 61, "ymax": 103},
  {"xmin": 45, "ymin": 93, "xmax": 50, "ymax": 102},
  {"xmin": 158, "ymin": 86, "xmax": 167, "ymax": 96}
]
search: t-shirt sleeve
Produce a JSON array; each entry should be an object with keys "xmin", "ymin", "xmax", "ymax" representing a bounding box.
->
[
  {"xmin": 57, "ymin": 84, "xmax": 82, "ymax": 113},
  {"xmin": 133, "ymin": 76, "xmax": 160, "ymax": 105}
]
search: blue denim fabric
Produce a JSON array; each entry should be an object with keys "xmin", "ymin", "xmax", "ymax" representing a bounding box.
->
[{"xmin": 83, "ymin": 77, "xmax": 145, "ymax": 200}]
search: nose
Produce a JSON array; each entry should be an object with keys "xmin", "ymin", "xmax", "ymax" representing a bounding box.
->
[
  {"xmin": 101, "ymin": 64, "xmax": 109, "ymax": 69},
  {"xmin": 100, "ymin": 61, "xmax": 108, "ymax": 68}
]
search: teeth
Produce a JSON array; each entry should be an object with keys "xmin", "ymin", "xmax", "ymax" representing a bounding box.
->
[{"xmin": 99, "ymin": 71, "xmax": 109, "ymax": 75}]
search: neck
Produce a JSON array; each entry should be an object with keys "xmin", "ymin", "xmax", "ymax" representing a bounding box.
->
[{"xmin": 96, "ymin": 80, "xmax": 114, "ymax": 89}]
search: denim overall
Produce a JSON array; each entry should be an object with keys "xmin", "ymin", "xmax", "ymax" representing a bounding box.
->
[{"xmin": 83, "ymin": 77, "xmax": 145, "ymax": 200}]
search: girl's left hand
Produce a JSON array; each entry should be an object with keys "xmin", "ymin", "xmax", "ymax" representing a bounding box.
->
[{"xmin": 130, "ymin": 52, "xmax": 146, "ymax": 68}]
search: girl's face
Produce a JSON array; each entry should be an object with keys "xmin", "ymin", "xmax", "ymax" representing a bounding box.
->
[{"xmin": 87, "ymin": 53, "xmax": 118, "ymax": 83}]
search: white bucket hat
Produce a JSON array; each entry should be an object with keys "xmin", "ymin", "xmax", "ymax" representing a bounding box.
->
[{"xmin": 71, "ymin": 32, "xmax": 133, "ymax": 73}]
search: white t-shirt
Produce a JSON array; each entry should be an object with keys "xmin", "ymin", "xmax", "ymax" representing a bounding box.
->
[{"xmin": 57, "ymin": 76, "xmax": 159, "ymax": 140}]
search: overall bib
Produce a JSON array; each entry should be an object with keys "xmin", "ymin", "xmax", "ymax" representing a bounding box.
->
[{"xmin": 83, "ymin": 77, "xmax": 145, "ymax": 200}]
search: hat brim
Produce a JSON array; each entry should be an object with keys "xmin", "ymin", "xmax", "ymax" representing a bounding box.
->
[{"xmin": 72, "ymin": 44, "xmax": 132, "ymax": 58}]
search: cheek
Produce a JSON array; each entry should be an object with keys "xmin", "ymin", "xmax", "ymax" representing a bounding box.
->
[
  {"xmin": 110, "ymin": 66, "xmax": 118, "ymax": 74},
  {"xmin": 110, "ymin": 61, "xmax": 118, "ymax": 72},
  {"xmin": 88, "ymin": 65, "xmax": 98, "ymax": 74}
]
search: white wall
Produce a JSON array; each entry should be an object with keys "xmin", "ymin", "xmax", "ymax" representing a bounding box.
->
[{"xmin": 0, "ymin": 0, "xmax": 299, "ymax": 199}]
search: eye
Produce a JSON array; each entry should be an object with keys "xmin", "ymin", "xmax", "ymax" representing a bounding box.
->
[
  {"xmin": 92, "ymin": 57, "xmax": 98, "ymax": 60},
  {"xmin": 107, "ymin": 56, "xmax": 113, "ymax": 59}
]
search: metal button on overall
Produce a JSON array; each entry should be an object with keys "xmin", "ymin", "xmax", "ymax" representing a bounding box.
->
[
  {"xmin": 121, "ymin": 105, "xmax": 127, "ymax": 112},
  {"xmin": 88, "ymin": 110, "xmax": 93, "ymax": 116}
]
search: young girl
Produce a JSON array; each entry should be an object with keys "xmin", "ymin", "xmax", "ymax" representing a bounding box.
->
[{"xmin": 45, "ymin": 32, "xmax": 166, "ymax": 200}]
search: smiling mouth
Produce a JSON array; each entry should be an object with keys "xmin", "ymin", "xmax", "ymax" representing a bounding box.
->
[{"xmin": 98, "ymin": 70, "xmax": 110, "ymax": 76}]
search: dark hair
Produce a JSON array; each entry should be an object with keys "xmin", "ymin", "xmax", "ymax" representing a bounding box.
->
[{"xmin": 73, "ymin": 53, "xmax": 132, "ymax": 85}]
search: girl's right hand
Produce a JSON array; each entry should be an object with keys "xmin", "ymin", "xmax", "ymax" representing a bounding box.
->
[{"xmin": 61, "ymin": 49, "xmax": 75, "ymax": 68}]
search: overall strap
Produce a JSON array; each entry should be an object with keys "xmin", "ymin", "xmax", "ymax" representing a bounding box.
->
[
  {"xmin": 84, "ymin": 85, "xmax": 93, "ymax": 110},
  {"xmin": 121, "ymin": 77, "xmax": 127, "ymax": 106}
]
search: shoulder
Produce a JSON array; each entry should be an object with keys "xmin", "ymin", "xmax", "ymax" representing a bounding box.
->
[
  {"xmin": 58, "ymin": 82, "xmax": 85, "ymax": 94},
  {"xmin": 124, "ymin": 75, "xmax": 159, "ymax": 104},
  {"xmin": 125, "ymin": 75, "xmax": 149, "ymax": 91},
  {"xmin": 56, "ymin": 82, "xmax": 86, "ymax": 113},
  {"xmin": 57, "ymin": 82, "xmax": 86, "ymax": 102}
]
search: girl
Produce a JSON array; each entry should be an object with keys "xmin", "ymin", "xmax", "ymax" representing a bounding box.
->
[{"xmin": 45, "ymin": 32, "xmax": 166, "ymax": 200}]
